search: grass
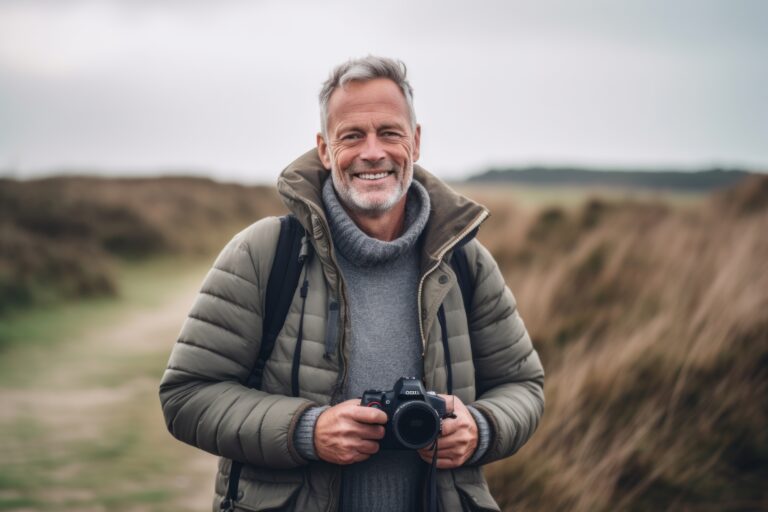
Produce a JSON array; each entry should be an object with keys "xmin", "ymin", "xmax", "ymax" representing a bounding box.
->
[
  {"xmin": 0, "ymin": 256, "xmax": 197, "ymax": 339},
  {"xmin": 0, "ymin": 176, "xmax": 285, "ymax": 314},
  {"xmin": 463, "ymin": 176, "xmax": 768, "ymax": 511},
  {"xmin": 455, "ymin": 182, "xmax": 707, "ymax": 210},
  {"xmin": 0, "ymin": 256, "xmax": 211, "ymax": 386},
  {"xmin": 0, "ymin": 255, "xmax": 217, "ymax": 511},
  {"xmin": 0, "ymin": 398, "xmax": 188, "ymax": 511},
  {"xmin": 2, "ymin": 175, "xmax": 765, "ymax": 511}
]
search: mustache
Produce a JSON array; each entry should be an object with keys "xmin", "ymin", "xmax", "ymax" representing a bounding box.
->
[{"xmin": 347, "ymin": 160, "xmax": 399, "ymax": 174}]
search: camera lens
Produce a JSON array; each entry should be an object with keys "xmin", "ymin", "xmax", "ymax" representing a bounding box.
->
[{"xmin": 392, "ymin": 401, "xmax": 440, "ymax": 449}]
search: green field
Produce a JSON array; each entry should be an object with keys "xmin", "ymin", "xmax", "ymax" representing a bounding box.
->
[{"xmin": 0, "ymin": 257, "xmax": 218, "ymax": 512}]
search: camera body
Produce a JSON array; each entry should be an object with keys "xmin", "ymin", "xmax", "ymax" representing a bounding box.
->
[{"xmin": 360, "ymin": 377, "xmax": 447, "ymax": 450}]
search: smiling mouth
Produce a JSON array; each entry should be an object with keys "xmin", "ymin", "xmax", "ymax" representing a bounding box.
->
[{"xmin": 353, "ymin": 171, "xmax": 394, "ymax": 181}]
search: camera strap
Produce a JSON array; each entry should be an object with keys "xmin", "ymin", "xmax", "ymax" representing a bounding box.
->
[
  {"xmin": 425, "ymin": 407, "xmax": 456, "ymax": 512},
  {"xmin": 426, "ymin": 439, "xmax": 439, "ymax": 512}
]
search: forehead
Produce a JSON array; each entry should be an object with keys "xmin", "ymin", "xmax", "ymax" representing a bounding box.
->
[{"xmin": 326, "ymin": 78, "xmax": 410, "ymax": 130}]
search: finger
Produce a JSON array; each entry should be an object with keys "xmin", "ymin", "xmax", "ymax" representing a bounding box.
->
[
  {"xmin": 440, "ymin": 418, "xmax": 460, "ymax": 436},
  {"xmin": 351, "ymin": 405, "xmax": 388, "ymax": 424},
  {"xmin": 351, "ymin": 451, "xmax": 374, "ymax": 464},
  {"xmin": 440, "ymin": 431, "xmax": 478, "ymax": 454},
  {"xmin": 419, "ymin": 448, "xmax": 462, "ymax": 468},
  {"xmin": 434, "ymin": 436, "xmax": 461, "ymax": 451},
  {"xmin": 417, "ymin": 450, "xmax": 433, "ymax": 464},
  {"xmin": 356, "ymin": 440, "xmax": 380, "ymax": 455},
  {"xmin": 435, "ymin": 457, "xmax": 463, "ymax": 469},
  {"xmin": 356, "ymin": 423, "xmax": 385, "ymax": 440},
  {"xmin": 417, "ymin": 447, "xmax": 441, "ymax": 464},
  {"xmin": 436, "ymin": 445, "xmax": 468, "ymax": 460}
]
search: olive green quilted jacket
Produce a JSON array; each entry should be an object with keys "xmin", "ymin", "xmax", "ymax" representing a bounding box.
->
[{"xmin": 159, "ymin": 149, "xmax": 544, "ymax": 511}]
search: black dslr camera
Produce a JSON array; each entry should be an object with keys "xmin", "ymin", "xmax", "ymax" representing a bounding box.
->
[{"xmin": 360, "ymin": 377, "xmax": 448, "ymax": 450}]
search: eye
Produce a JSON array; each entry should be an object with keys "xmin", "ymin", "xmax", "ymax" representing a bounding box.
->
[
  {"xmin": 381, "ymin": 131, "xmax": 402, "ymax": 138},
  {"xmin": 341, "ymin": 132, "xmax": 362, "ymax": 141}
]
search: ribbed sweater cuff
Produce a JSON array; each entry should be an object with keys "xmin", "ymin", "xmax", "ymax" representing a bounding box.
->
[
  {"xmin": 466, "ymin": 405, "xmax": 491, "ymax": 465},
  {"xmin": 293, "ymin": 406, "xmax": 329, "ymax": 461}
]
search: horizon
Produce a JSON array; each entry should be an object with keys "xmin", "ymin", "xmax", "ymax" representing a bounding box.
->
[{"xmin": 1, "ymin": 163, "xmax": 760, "ymax": 187}]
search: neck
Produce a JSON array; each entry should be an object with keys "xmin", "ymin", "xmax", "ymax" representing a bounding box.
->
[{"xmin": 344, "ymin": 197, "xmax": 407, "ymax": 241}]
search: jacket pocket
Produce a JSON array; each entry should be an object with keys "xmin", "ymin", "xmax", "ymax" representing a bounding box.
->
[
  {"xmin": 231, "ymin": 480, "xmax": 301, "ymax": 511},
  {"xmin": 228, "ymin": 464, "xmax": 304, "ymax": 512},
  {"xmin": 455, "ymin": 481, "xmax": 501, "ymax": 512}
]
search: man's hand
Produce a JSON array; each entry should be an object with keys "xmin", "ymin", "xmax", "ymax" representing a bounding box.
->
[
  {"xmin": 315, "ymin": 399, "xmax": 387, "ymax": 465},
  {"xmin": 417, "ymin": 394, "xmax": 478, "ymax": 469}
]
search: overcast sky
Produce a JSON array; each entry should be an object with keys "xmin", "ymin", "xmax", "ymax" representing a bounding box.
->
[{"xmin": 1, "ymin": 0, "xmax": 766, "ymax": 183}]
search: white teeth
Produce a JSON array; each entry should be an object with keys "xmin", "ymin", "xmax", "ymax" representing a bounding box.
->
[{"xmin": 355, "ymin": 172, "xmax": 389, "ymax": 180}]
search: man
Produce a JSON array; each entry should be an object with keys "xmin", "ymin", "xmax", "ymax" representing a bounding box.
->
[{"xmin": 160, "ymin": 56, "xmax": 544, "ymax": 511}]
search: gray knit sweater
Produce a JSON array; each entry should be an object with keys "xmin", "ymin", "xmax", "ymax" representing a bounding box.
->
[{"xmin": 293, "ymin": 178, "xmax": 489, "ymax": 511}]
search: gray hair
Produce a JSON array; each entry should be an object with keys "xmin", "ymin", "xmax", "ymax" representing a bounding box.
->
[{"xmin": 319, "ymin": 56, "xmax": 416, "ymax": 138}]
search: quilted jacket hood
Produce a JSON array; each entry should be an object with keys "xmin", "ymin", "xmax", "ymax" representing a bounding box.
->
[{"xmin": 276, "ymin": 148, "xmax": 490, "ymax": 274}]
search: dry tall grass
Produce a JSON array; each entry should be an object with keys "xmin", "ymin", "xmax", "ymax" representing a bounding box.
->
[
  {"xmin": 470, "ymin": 177, "xmax": 768, "ymax": 511},
  {"xmin": 0, "ymin": 176, "xmax": 284, "ymax": 314}
]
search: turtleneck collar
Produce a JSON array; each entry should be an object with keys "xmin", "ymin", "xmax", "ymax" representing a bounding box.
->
[{"xmin": 322, "ymin": 178, "xmax": 431, "ymax": 267}]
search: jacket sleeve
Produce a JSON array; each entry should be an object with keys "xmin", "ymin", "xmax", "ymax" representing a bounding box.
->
[
  {"xmin": 158, "ymin": 217, "xmax": 315, "ymax": 469},
  {"xmin": 466, "ymin": 240, "xmax": 545, "ymax": 464}
]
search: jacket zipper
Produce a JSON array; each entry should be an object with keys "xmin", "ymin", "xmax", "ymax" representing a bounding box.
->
[
  {"xmin": 300, "ymin": 202, "xmax": 345, "ymax": 512},
  {"xmin": 301, "ymin": 200, "xmax": 486, "ymax": 512},
  {"xmin": 417, "ymin": 210, "xmax": 489, "ymax": 355},
  {"xmin": 307, "ymin": 206, "xmax": 346, "ymax": 512},
  {"xmin": 304, "ymin": 203, "xmax": 350, "ymax": 403}
]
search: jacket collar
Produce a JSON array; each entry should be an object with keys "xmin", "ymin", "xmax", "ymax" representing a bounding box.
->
[{"xmin": 276, "ymin": 148, "xmax": 490, "ymax": 271}]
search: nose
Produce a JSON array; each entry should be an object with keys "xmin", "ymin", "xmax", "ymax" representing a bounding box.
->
[{"xmin": 359, "ymin": 134, "xmax": 386, "ymax": 163}]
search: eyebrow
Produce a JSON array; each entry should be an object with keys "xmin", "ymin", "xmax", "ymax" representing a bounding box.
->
[
  {"xmin": 376, "ymin": 123, "xmax": 406, "ymax": 131},
  {"xmin": 335, "ymin": 120, "xmax": 406, "ymax": 135}
]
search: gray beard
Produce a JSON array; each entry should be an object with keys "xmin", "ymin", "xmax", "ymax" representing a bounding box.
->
[{"xmin": 331, "ymin": 165, "xmax": 413, "ymax": 214}]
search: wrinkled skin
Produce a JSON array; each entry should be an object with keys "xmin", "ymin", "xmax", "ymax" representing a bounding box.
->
[
  {"xmin": 316, "ymin": 78, "xmax": 421, "ymax": 241},
  {"xmin": 315, "ymin": 399, "xmax": 386, "ymax": 465},
  {"xmin": 417, "ymin": 394, "xmax": 478, "ymax": 469}
]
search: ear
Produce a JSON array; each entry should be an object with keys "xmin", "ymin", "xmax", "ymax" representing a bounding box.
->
[
  {"xmin": 316, "ymin": 133, "xmax": 332, "ymax": 170},
  {"xmin": 412, "ymin": 124, "xmax": 421, "ymax": 163}
]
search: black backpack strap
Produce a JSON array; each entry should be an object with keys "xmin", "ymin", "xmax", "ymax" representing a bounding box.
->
[
  {"xmin": 437, "ymin": 304, "xmax": 452, "ymax": 395},
  {"xmin": 246, "ymin": 214, "xmax": 305, "ymax": 389},
  {"xmin": 451, "ymin": 245, "xmax": 474, "ymax": 318},
  {"xmin": 437, "ymin": 244, "xmax": 475, "ymax": 396},
  {"xmin": 429, "ymin": 244, "xmax": 475, "ymax": 511},
  {"xmin": 224, "ymin": 214, "xmax": 307, "ymax": 512}
]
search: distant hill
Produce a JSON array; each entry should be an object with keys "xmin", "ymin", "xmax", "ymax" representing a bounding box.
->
[
  {"xmin": 466, "ymin": 167, "xmax": 755, "ymax": 191},
  {"xmin": 0, "ymin": 176, "xmax": 285, "ymax": 315}
]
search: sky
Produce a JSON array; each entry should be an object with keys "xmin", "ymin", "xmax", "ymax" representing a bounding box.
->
[{"xmin": 1, "ymin": 0, "xmax": 766, "ymax": 183}]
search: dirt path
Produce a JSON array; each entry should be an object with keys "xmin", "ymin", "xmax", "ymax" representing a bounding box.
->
[{"xmin": 0, "ymin": 269, "xmax": 218, "ymax": 512}]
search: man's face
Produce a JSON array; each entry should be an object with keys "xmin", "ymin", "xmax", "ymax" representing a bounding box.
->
[{"xmin": 317, "ymin": 78, "xmax": 421, "ymax": 214}]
